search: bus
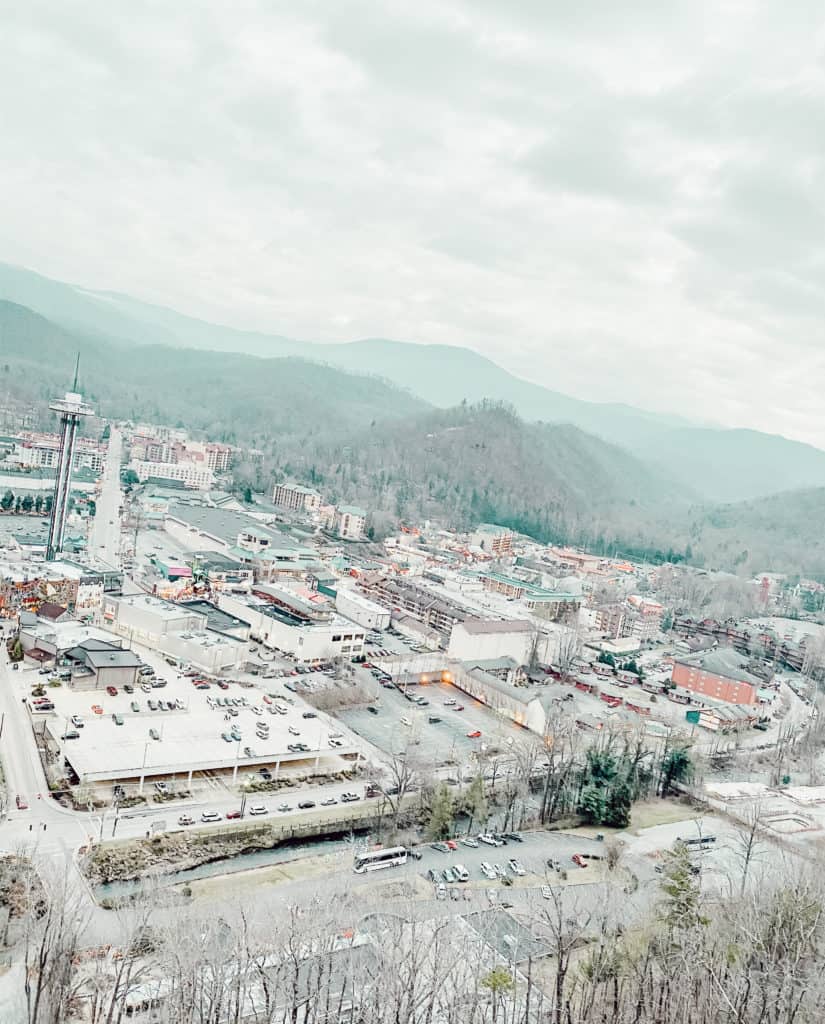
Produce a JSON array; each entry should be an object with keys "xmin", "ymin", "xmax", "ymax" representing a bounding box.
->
[{"xmin": 353, "ymin": 846, "xmax": 408, "ymax": 873}]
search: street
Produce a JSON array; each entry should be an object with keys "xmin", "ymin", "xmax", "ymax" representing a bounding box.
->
[{"xmin": 86, "ymin": 426, "xmax": 123, "ymax": 568}]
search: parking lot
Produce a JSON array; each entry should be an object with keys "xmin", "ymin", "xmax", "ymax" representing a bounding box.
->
[
  {"xmin": 338, "ymin": 676, "xmax": 531, "ymax": 768},
  {"xmin": 17, "ymin": 648, "xmax": 366, "ymax": 790}
]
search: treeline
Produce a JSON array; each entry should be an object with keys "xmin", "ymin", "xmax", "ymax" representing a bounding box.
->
[{"xmin": 0, "ymin": 489, "xmax": 52, "ymax": 515}]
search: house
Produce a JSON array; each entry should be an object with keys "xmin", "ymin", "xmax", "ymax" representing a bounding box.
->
[{"xmin": 36, "ymin": 601, "xmax": 71, "ymax": 624}]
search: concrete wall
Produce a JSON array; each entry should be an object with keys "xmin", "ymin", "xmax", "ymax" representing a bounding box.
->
[{"xmin": 335, "ymin": 590, "xmax": 390, "ymax": 631}]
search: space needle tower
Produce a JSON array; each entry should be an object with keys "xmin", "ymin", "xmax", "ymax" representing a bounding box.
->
[{"xmin": 45, "ymin": 357, "xmax": 94, "ymax": 560}]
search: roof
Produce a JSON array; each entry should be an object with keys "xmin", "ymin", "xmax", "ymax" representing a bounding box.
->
[
  {"xmin": 37, "ymin": 602, "xmax": 68, "ymax": 621},
  {"xmin": 674, "ymin": 646, "xmax": 764, "ymax": 686},
  {"xmin": 460, "ymin": 618, "xmax": 533, "ymax": 636},
  {"xmin": 337, "ymin": 505, "xmax": 367, "ymax": 517},
  {"xmin": 67, "ymin": 641, "xmax": 143, "ymax": 670},
  {"xmin": 464, "ymin": 656, "xmax": 520, "ymax": 673}
]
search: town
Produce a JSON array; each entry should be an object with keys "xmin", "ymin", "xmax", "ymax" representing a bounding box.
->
[{"xmin": 1, "ymin": 380, "xmax": 824, "ymax": 1021}]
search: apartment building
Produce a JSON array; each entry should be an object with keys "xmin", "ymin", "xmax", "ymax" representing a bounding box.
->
[
  {"xmin": 132, "ymin": 459, "xmax": 214, "ymax": 489},
  {"xmin": 10, "ymin": 432, "xmax": 106, "ymax": 474},
  {"xmin": 334, "ymin": 505, "xmax": 367, "ymax": 541},
  {"xmin": 671, "ymin": 647, "xmax": 763, "ymax": 705},
  {"xmin": 360, "ymin": 574, "xmax": 467, "ymax": 636},
  {"xmin": 596, "ymin": 595, "xmax": 663, "ymax": 643},
  {"xmin": 470, "ymin": 523, "xmax": 514, "ymax": 557},
  {"xmin": 272, "ymin": 482, "xmax": 322, "ymax": 514}
]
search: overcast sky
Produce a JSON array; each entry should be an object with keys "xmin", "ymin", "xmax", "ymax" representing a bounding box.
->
[{"xmin": 2, "ymin": 2, "xmax": 825, "ymax": 444}]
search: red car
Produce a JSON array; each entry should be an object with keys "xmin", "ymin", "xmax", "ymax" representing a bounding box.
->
[
  {"xmin": 262, "ymin": 695, "xmax": 272, "ymax": 704},
  {"xmin": 217, "ymin": 681, "xmax": 230, "ymax": 690},
  {"xmin": 15, "ymin": 794, "xmax": 28, "ymax": 810},
  {"xmin": 466, "ymin": 730, "xmax": 481, "ymax": 739},
  {"xmin": 572, "ymin": 854, "xmax": 588, "ymax": 868},
  {"xmin": 225, "ymin": 810, "xmax": 242, "ymax": 820},
  {"xmin": 91, "ymin": 704, "xmax": 103, "ymax": 715},
  {"xmin": 106, "ymin": 686, "xmax": 118, "ymax": 697},
  {"xmin": 445, "ymin": 839, "xmax": 458, "ymax": 850},
  {"xmin": 455, "ymin": 705, "xmax": 465, "ymax": 711}
]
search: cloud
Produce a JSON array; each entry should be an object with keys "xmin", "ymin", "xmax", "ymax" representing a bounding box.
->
[{"xmin": 1, "ymin": 1, "xmax": 825, "ymax": 444}]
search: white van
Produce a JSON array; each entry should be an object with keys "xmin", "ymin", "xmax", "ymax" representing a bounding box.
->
[{"xmin": 453, "ymin": 864, "xmax": 469, "ymax": 882}]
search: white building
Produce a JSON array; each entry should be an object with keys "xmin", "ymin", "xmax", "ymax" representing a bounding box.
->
[
  {"xmin": 272, "ymin": 482, "xmax": 322, "ymax": 513},
  {"xmin": 132, "ymin": 459, "xmax": 214, "ymax": 489},
  {"xmin": 335, "ymin": 588, "xmax": 391, "ymax": 631},
  {"xmin": 101, "ymin": 594, "xmax": 241, "ymax": 673},
  {"xmin": 447, "ymin": 617, "xmax": 569, "ymax": 667},
  {"xmin": 216, "ymin": 592, "xmax": 365, "ymax": 662},
  {"xmin": 333, "ymin": 505, "xmax": 367, "ymax": 541}
]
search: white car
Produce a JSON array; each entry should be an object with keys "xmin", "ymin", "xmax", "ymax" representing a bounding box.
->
[
  {"xmin": 400, "ymin": 716, "xmax": 411, "ymax": 727},
  {"xmin": 480, "ymin": 861, "xmax": 497, "ymax": 880},
  {"xmin": 493, "ymin": 863, "xmax": 506, "ymax": 878},
  {"xmin": 251, "ymin": 706, "xmax": 262, "ymax": 716},
  {"xmin": 478, "ymin": 834, "xmax": 503, "ymax": 847},
  {"xmin": 508, "ymin": 859, "xmax": 526, "ymax": 876},
  {"xmin": 201, "ymin": 811, "xmax": 221, "ymax": 822},
  {"xmin": 460, "ymin": 837, "xmax": 479, "ymax": 849},
  {"xmin": 248, "ymin": 804, "xmax": 268, "ymax": 816},
  {"xmin": 70, "ymin": 715, "xmax": 84, "ymax": 728},
  {"xmin": 288, "ymin": 726, "xmax": 300, "ymax": 736},
  {"xmin": 443, "ymin": 698, "xmax": 456, "ymax": 706}
]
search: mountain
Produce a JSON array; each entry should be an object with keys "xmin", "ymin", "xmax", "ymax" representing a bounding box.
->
[
  {"xmin": 290, "ymin": 402, "xmax": 690, "ymax": 557},
  {"xmin": 683, "ymin": 488, "xmax": 825, "ymax": 576},
  {"xmin": 3, "ymin": 260, "xmax": 825, "ymax": 503},
  {"xmin": 0, "ymin": 301, "xmax": 428, "ymax": 442}
]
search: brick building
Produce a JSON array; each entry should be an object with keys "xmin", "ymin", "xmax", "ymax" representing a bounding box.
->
[{"xmin": 670, "ymin": 647, "xmax": 764, "ymax": 705}]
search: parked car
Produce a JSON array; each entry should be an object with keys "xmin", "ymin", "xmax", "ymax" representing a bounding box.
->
[
  {"xmin": 367, "ymin": 706, "xmax": 379, "ymax": 715},
  {"xmin": 460, "ymin": 837, "xmax": 479, "ymax": 849},
  {"xmin": 445, "ymin": 839, "xmax": 458, "ymax": 851},
  {"xmin": 112, "ymin": 714, "xmax": 124, "ymax": 726},
  {"xmin": 225, "ymin": 810, "xmax": 242, "ymax": 820},
  {"xmin": 123, "ymin": 684, "xmax": 134, "ymax": 694},
  {"xmin": 277, "ymin": 803, "xmax": 292, "ymax": 812},
  {"xmin": 478, "ymin": 834, "xmax": 503, "ymax": 847},
  {"xmin": 480, "ymin": 862, "xmax": 497, "ymax": 880},
  {"xmin": 571, "ymin": 854, "xmax": 588, "ymax": 868},
  {"xmin": 340, "ymin": 792, "xmax": 360, "ymax": 803},
  {"xmin": 149, "ymin": 728, "xmax": 160, "ymax": 741},
  {"xmin": 70, "ymin": 715, "xmax": 84, "ymax": 728},
  {"xmin": 302, "ymin": 711, "xmax": 318, "ymax": 719},
  {"xmin": 106, "ymin": 686, "xmax": 118, "ymax": 696},
  {"xmin": 443, "ymin": 867, "xmax": 457, "ymax": 883},
  {"xmin": 493, "ymin": 863, "xmax": 506, "ymax": 878},
  {"xmin": 248, "ymin": 804, "xmax": 268, "ymax": 816},
  {"xmin": 91, "ymin": 705, "xmax": 103, "ymax": 715},
  {"xmin": 178, "ymin": 815, "xmax": 195, "ymax": 826},
  {"xmin": 320, "ymin": 797, "xmax": 338, "ymax": 806},
  {"xmin": 508, "ymin": 859, "xmax": 526, "ymax": 876},
  {"xmin": 201, "ymin": 811, "xmax": 221, "ymax": 822},
  {"xmin": 130, "ymin": 701, "xmax": 140, "ymax": 713},
  {"xmin": 466, "ymin": 730, "xmax": 482, "ymax": 739},
  {"xmin": 430, "ymin": 842, "xmax": 450, "ymax": 853},
  {"xmin": 147, "ymin": 700, "xmax": 158, "ymax": 711},
  {"xmin": 298, "ymin": 800, "xmax": 316, "ymax": 810},
  {"xmin": 15, "ymin": 794, "xmax": 28, "ymax": 810},
  {"xmin": 61, "ymin": 730, "xmax": 80, "ymax": 740}
]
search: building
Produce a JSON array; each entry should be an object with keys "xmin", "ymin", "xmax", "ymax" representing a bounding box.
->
[
  {"xmin": 335, "ymin": 588, "xmax": 391, "ymax": 631},
  {"xmin": 595, "ymin": 604, "xmax": 626, "ymax": 638},
  {"xmin": 131, "ymin": 459, "xmax": 214, "ymax": 489},
  {"xmin": 470, "ymin": 523, "xmax": 514, "ymax": 557},
  {"xmin": 190, "ymin": 550, "xmax": 253, "ymax": 592},
  {"xmin": 624, "ymin": 595, "xmax": 664, "ymax": 642},
  {"xmin": 64, "ymin": 638, "xmax": 143, "ymax": 691},
  {"xmin": 671, "ymin": 647, "xmax": 764, "ymax": 705},
  {"xmin": 272, "ymin": 482, "xmax": 322, "ymax": 514},
  {"xmin": 475, "ymin": 570, "xmax": 580, "ymax": 624},
  {"xmin": 164, "ymin": 504, "xmax": 320, "ymax": 581},
  {"xmin": 9, "ymin": 431, "xmax": 106, "ymax": 474},
  {"xmin": 45, "ymin": 381, "xmax": 94, "ymax": 560},
  {"xmin": 217, "ymin": 589, "xmax": 365, "ymax": 662},
  {"xmin": 360, "ymin": 575, "xmax": 467, "ymax": 637},
  {"xmin": 333, "ymin": 506, "xmax": 367, "ymax": 541},
  {"xmin": 448, "ymin": 619, "xmax": 535, "ymax": 664},
  {"xmin": 101, "ymin": 594, "xmax": 242, "ymax": 673}
]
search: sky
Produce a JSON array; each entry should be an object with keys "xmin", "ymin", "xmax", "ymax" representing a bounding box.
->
[{"xmin": 2, "ymin": 2, "xmax": 825, "ymax": 444}]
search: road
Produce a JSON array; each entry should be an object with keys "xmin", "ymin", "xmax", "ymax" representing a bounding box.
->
[{"xmin": 87, "ymin": 425, "xmax": 123, "ymax": 568}]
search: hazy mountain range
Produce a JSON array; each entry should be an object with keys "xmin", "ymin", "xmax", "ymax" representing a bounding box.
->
[{"xmin": 2, "ymin": 261, "xmax": 825, "ymax": 573}]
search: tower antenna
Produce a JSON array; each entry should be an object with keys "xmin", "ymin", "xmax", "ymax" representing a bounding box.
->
[{"xmin": 72, "ymin": 353, "xmax": 80, "ymax": 391}]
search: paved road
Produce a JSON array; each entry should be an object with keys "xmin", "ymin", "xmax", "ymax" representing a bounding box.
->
[{"xmin": 87, "ymin": 425, "xmax": 123, "ymax": 568}]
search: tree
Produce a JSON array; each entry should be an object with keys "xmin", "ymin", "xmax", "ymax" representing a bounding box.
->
[
  {"xmin": 661, "ymin": 609, "xmax": 674, "ymax": 632},
  {"xmin": 426, "ymin": 783, "xmax": 455, "ymax": 840},
  {"xmin": 658, "ymin": 840, "xmax": 705, "ymax": 930},
  {"xmin": 730, "ymin": 801, "xmax": 766, "ymax": 895},
  {"xmin": 659, "ymin": 745, "xmax": 692, "ymax": 796},
  {"xmin": 603, "ymin": 775, "xmax": 632, "ymax": 828},
  {"xmin": 464, "ymin": 774, "xmax": 487, "ymax": 834},
  {"xmin": 121, "ymin": 469, "xmax": 139, "ymax": 486},
  {"xmin": 20, "ymin": 495, "xmax": 34, "ymax": 513},
  {"xmin": 0, "ymin": 489, "xmax": 13, "ymax": 511},
  {"xmin": 33, "ymin": 496, "xmax": 43, "ymax": 514},
  {"xmin": 242, "ymin": 486, "xmax": 253, "ymax": 504},
  {"xmin": 480, "ymin": 966, "xmax": 513, "ymax": 1023}
]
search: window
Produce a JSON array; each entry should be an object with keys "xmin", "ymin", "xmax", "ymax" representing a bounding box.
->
[{"xmin": 332, "ymin": 635, "xmax": 341, "ymax": 642}]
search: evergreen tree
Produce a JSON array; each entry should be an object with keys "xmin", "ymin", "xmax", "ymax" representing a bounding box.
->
[{"xmin": 426, "ymin": 783, "xmax": 455, "ymax": 840}]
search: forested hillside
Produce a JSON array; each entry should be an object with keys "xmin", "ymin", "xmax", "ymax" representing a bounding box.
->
[
  {"xmin": 0, "ymin": 301, "xmax": 427, "ymax": 442},
  {"xmin": 273, "ymin": 402, "xmax": 691, "ymax": 559}
]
